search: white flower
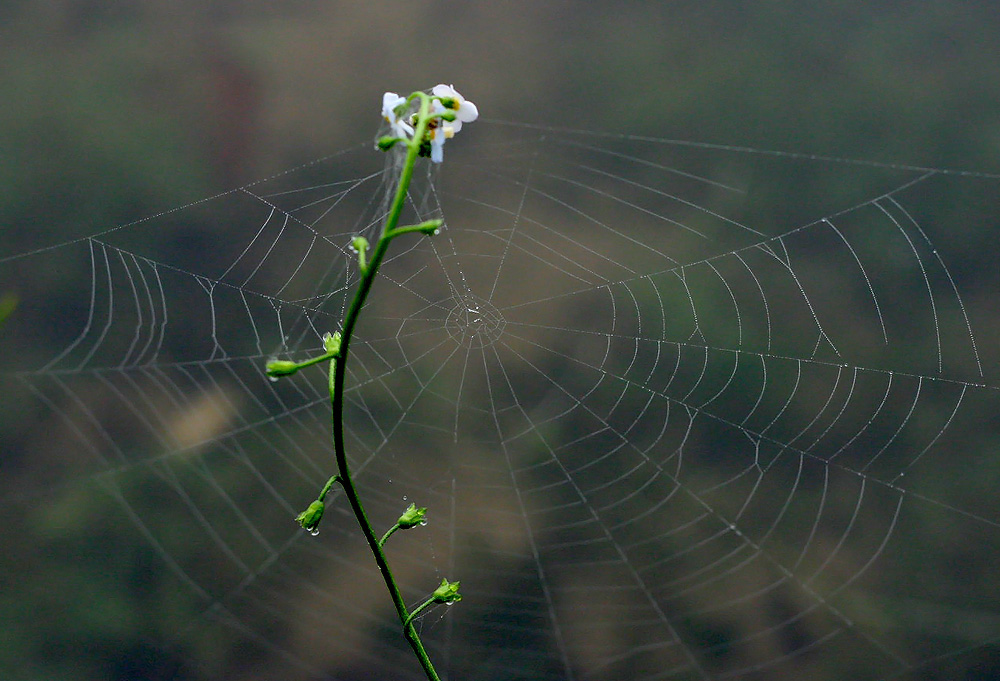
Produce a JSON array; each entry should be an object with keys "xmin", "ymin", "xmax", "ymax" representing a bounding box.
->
[
  {"xmin": 431, "ymin": 84, "xmax": 479, "ymax": 134},
  {"xmin": 428, "ymin": 100, "xmax": 448, "ymax": 163},
  {"xmin": 382, "ymin": 92, "xmax": 413, "ymax": 138},
  {"xmin": 426, "ymin": 85, "xmax": 478, "ymax": 163}
]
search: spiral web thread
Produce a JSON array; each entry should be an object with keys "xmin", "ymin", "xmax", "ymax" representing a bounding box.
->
[{"xmin": 6, "ymin": 121, "xmax": 1000, "ymax": 680}]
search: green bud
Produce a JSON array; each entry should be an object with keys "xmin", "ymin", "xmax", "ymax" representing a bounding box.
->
[
  {"xmin": 266, "ymin": 360, "xmax": 299, "ymax": 377},
  {"xmin": 351, "ymin": 236, "xmax": 369, "ymax": 253},
  {"xmin": 352, "ymin": 236, "xmax": 370, "ymax": 273},
  {"xmin": 417, "ymin": 219, "xmax": 443, "ymax": 235},
  {"xmin": 377, "ymin": 135, "xmax": 402, "ymax": 151},
  {"xmin": 295, "ymin": 499, "xmax": 325, "ymax": 535},
  {"xmin": 397, "ymin": 503, "xmax": 428, "ymax": 529},
  {"xmin": 432, "ymin": 578, "xmax": 462, "ymax": 604},
  {"xmin": 323, "ymin": 331, "xmax": 342, "ymax": 355},
  {"xmin": 437, "ymin": 96, "xmax": 458, "ymax": 110},
  {"xmin": 438, "ymin": 110, "xmax": 456, "ymax": 122}
]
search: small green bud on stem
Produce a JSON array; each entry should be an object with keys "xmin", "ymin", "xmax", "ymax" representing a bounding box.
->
[
  {"xmin": 403, "ymin": 578, "xmax": 463, "ymax": 630},
  {"xmin": 377, "ymin": 135, "xmax": 403, "ymax": 151},
  {"xmin": 323, "ymin": 331, "xmax": 342, "ymax": 355},
  {"xmin": 266, "ymin": 360, "xmax": 300, "ymax": 378},
  {"xmin": 397, "ymin": 503, "xmax": 428, "ymax": 529},
  {"xmin": 295, "ymin": 499, "xmax": 325, "ymax": 535},
  {"xmin": 352, "ymin": 236, "xmax": 370, "ymax": 274},
  {"xmin": 415, "ymin": 219, "xmax": 443, "ymax": 236},
  {"xmin": 379, "ymin": 502, "xmax": 429, "ymax": 547},
  {"xmin": 432, "ymin": 578, "xmax": 462, "ymax": 604}
]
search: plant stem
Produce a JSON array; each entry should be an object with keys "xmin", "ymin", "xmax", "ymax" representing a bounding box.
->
[
  {"xmin": 404, "ymin": 597, "xmax": 436, "ymax": 630},
  {"xmin": 295, "ymin": 351, "xmax": 338, "ymax": 371},
  {"xmin": 318, "ymin": 475, "xmax": 339, "ymax": 500},
  {"xmin": 329, "ymin": 92, "xmax": 443, "ymax": 681},
  {"xmin": 379, "ymin": 523, "xmax": 402, "ymax": 548}
]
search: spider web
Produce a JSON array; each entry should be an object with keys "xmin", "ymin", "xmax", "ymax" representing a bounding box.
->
[{"xmin": 5, "ymin": 120, "xmax": 1000, "ymax": 681}]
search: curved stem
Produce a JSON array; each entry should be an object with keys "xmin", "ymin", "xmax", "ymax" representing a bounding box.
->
[
  {"xmin": 318, "ymin": 475, "xmax": 339, "ymax": 500},
  {"xmin": 379, "ymin": 523, "xmax": 402, "ymax": 548},
  {"xmin": 404, "ymin": 597, "xmax": 436, "ymax": 630},
  {"xmin": 385, "ymin": 219, "xmax": 442, "ymax": 241},
  {"xmin": 329, "ymin": 93, "xmax": 443, "ymax": 681}
]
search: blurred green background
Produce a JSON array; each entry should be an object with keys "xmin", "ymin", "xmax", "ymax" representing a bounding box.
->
[{"xmin": 3, "ymin": 2, "xmax": 1000, "ymax": 680}]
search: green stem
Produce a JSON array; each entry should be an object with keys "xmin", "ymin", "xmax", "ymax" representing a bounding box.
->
[
  {"xmin": 403, "ymin": 597, "xmax": 436, "ymax": 630},
  {"xmin": 379, "ymin": 523, "xmax": 402, "ymax": 548},
  {"xmin": 384, "ymin": 219, "xmax": 442, "ymax": 241},
  {"xmin": 318, "ymin": 475, "xmax": 339, "ymax": 500},
  {"xmin": 295, "ymin": 350, "xmax": 338, "ymax": 372},
  {"xmin": 329, "ymin": 92, "xmax": 443, "ymax": 681}
]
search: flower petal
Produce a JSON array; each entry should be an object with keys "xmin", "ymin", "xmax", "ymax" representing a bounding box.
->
[
  {"xmin": 432, "ymin": 84, "xmax": 456, "ymax": 98},
  {"xmin": 382, "ymin": 92, "xmax": 404, "ymax": 119},
  {"xmin": 430, "ymin": 136, "xmax": 444, "ymax": 163},
  {"xmin": 457, "ymin": 100, "xmax": 479, "ymax": 123}
]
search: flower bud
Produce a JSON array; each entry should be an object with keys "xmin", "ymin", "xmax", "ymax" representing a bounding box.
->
[
  {"xmin": 323, "ymin": 331, "xmax": 342, "ymax": 355},
  {"xmin": 397, "ymin": 503, "xmax": 428, "ymax": 529},
  {"xmin": 295, "ymin": 500, "xmax": 325, "ymax": 535},
  {"xmin": 376, "ymin": 135, "xmax": 403, "ymax": 151},
  {"xmin": 417, "ymin": 220, "xmax": 443, "ymax": 236},
  {"xmin": 266, "ymin": 360, "xmax": 299, "ymax": 377},
  {"xmin": 432, "ymin": 578, "xmax": 462, "ymax": 604},
  {"xmin": 351, "ymin": 236, "xmax": 371, "ymax": 273},
  {"xmin": 350, "ymin": 236, "xmax": 370, "ymax": 254}
]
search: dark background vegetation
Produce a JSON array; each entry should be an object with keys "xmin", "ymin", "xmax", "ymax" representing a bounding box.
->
[{"xmin": 2, "ymin": 1, "xmax": 1000, "ymax": 680}]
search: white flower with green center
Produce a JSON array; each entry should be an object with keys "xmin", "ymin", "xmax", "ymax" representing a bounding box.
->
[
  {"xmin": 432, "ymin": 83, "xmax": 479, "ymax": 133},
  {"xmin": 427, "ymin": 84, "xmax": 479, "ymax": 163}
]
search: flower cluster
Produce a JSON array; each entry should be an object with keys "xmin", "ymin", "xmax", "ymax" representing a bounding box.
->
[{"xmin": 379, "ymin": 84, "xmax": 479, "ymax": 163}]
